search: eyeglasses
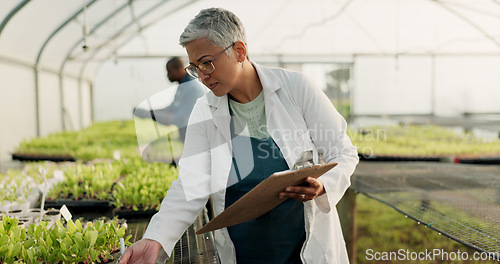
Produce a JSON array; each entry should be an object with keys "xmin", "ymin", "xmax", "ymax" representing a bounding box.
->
[{"xmin": 185, "ymin": 43, "xmax": 235, "ymax": 79}]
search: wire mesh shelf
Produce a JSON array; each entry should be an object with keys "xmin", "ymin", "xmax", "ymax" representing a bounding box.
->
[
  {"xmin": 352, "ymin": 162, "xmax": 500, "ymax": 258},
  {"xmin": 125, "ymin": 209, "xmax": 220, "ymax": 264}
]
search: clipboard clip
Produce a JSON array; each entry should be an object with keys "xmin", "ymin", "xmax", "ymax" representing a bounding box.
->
[{"xmin": 292, "ymin": 150, "xmax": 314, "ymax": 170}]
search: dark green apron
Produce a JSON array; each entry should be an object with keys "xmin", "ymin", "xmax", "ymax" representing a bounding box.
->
[{"xmin": 225, "ymin": 106, "xmax": 305, "ymax": 264}]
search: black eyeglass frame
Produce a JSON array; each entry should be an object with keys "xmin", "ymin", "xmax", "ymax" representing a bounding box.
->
[{"xmin": 184, "ymin": 42, "xmax": 235, "ymax": 78}]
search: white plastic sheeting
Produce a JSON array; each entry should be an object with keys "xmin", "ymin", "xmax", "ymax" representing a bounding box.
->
[{"xmin": 1, "ymin": 0, "xmax": 500, "ymax": 170}]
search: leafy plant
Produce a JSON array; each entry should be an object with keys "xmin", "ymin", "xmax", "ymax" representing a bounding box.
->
[
  {"xmin": 348, "ymin": 125, "xmax": 500, "ymax": 157},
  {"xmin": 0, "ymin": 169, "xmax": 35, "ymax": 206},
  {"xmin": 48, "ymin": 162, "xmax": 121, "ymax": 201},
  {"xmin": 112, "ymin": 161, "xmax": 177, "ymax": 211},
  {"xmin": 14, "ymin": 120, "xmax": 144, "ymax": 161},
  {"xmin": 0, "ymin": 215, "xmax": 131, "ymax": 263}
]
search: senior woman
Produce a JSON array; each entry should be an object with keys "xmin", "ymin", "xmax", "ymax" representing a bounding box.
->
[{"xmin": 120, "ymin": 7, "xmax": 358, "ymax": 264}]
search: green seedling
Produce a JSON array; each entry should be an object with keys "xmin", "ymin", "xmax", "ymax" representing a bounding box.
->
[{"xmin": 0, "ymin": 215, "xmax": 131, "ymax": 263}]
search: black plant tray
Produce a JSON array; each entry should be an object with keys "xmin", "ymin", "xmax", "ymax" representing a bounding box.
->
[
  {"xmin": 454, "ymin": 156, "xmax": 500, "ymax": 165},
  {"xmin": 76, "ymin": 251, "xmax": 121, "ymax": 264},
  {"xmin": 113, "ymin": 207, "xmax": 158, "ymax": 219},
  {"xmin": 45, "ymin": 199, "xmax": 113, "ymax": 208},
  {"xmin": 12, "ymin": 152, "xmax": 76, "ymax": 162},
  {"xmin": 358, "ymin": 153, "xmax": 442, "ymax": 162},
  {"xmin": 44, "ymin": 199, "xmax": 114, "ymax": 219}
]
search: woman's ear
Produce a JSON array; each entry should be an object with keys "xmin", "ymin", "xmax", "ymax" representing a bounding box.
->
[{"xmin": 233, "ymin": 41, "xmax": 247, "ymax": 63}]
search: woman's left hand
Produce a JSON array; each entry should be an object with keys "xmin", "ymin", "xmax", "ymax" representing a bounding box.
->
[{"xmin": 279, "ymin": 177, "xmax": 326, "ymax": 202}]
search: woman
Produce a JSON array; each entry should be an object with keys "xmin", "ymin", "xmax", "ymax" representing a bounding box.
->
[{"xmin": 119, "ymin": 7, "xmax": 358, "ymax": 264}]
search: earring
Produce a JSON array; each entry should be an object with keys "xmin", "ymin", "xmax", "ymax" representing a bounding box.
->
[{"xmin": 241, "ymin": 61, "xmax": 244, "ymax": 69}]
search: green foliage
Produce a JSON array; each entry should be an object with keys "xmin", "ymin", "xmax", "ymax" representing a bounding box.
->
[
  {"xmin": 48, "ymin": 162, "xmax": 121, "ymax": 201},
  {"xmin": 0, "ymin": 215, "xmax": 131, "ymax": 263},
  {"xmin": 14, "ymin": 121, "xmax": 142, "ymax": 161},
  {"xmin": 349, "ymin": 125, "xmax": 500, "ymax": 156},
  {"xmin": 0, "ymin": 169, "xmax": 37, "ymax": 205},
  {"xmin": 0, "ymin": 175, "xmax": 29, "ymax": 205},
  {"xmin": 39, "ymin": 159, "xmax": 177, "ymax": 211},
  {"xmin": 112, "ymin": 160, "xmax": 177, "ymax": 211},
  {"xmin": 4, "ymin": 159, "xmax": 178, "ymax": 213}
]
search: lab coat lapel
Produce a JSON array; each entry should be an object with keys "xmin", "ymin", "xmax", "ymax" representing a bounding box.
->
[
  {"xmin": 254, "ymin": 63, "xmax": 297, "ymax": 169},
  {"xmin": 206, "ymin": 93, "xmax": 232, "ymax": 151},
  {"xmin": 253, "ymin": 63, "xmax": 281, "ymax": 123}
]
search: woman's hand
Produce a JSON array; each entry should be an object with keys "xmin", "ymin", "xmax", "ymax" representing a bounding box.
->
[
  {"xmin": 279, "ymin": 177, "xmax": 326, "ymax": 202},
  {"xmin": 118, "ymin": 238, "xmax": 162, "ymax": 264}
]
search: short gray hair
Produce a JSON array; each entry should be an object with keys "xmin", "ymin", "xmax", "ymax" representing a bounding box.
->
[{"xmin": 179, "ymin": 8, "xmax": 246, "ymax": 56}]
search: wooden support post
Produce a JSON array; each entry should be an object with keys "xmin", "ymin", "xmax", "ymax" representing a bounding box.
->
[{"xmin": 337, "ymin": 188, "xmax": 357, "ymax": 264}]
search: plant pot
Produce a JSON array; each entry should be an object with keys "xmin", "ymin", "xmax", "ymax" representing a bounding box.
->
[
  {"xmin": 26, "ymin": 208, "xmax": 45, "ymax": 223},
  {"xmin": 0, "ymin": 200, "xmax": 30, "ymax": 215},
  {"xmin": 10, "ymin": 200, "xmax": 30, "ymax": 212},
  {"xmin": 42, "ymin": 208, "xmax": 61, "ymax": 228},
  {"xmin": 17, "ymin": 216, "xmax": 32, "ymax": 228},
  {"xmin": 27, "ymin": 189, "xmax": 41, "ymax": 208},
  {"xmin": 0, "ymin": 202, "xmax": 11, "ymax": 213}
]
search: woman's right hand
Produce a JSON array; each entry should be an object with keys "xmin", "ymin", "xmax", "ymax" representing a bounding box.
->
[{"xmin": 118, "ymin": 238, "xmax": 163, "ymax": 264}]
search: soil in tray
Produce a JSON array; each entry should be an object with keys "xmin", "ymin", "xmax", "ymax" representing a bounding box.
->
[
  {"xmin": 44, "ymin": 199, "xmax": 114, "ymax": 219},
  {"xmin": 11, "ymin": 252, "xmax": 121, "ymax": 264},
  {"xmin": 12, "ymin": 152, "xmax": 76, "ymax": 162},
  {"xmin": 358, "ymin": 153, "xmax": 444, "ymax": 162},
  {"xmin": 454, "ymin": 155, "xmax": 500, "ymax": 165},
  {"xmin": 113, "ymin": 207, "xmax": 158, "ymax": 219},
  {"xmin": 91, "ymin": 252, "xmax": 121, "ymax": 264}
]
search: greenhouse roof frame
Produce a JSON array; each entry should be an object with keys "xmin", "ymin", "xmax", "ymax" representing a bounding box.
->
[{"xmin": 1, "ymin": 0, "xmax": 500, "ymax": 136}]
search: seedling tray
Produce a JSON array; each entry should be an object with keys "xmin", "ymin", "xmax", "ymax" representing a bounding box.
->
[
  {"xmin": 12, "ymin": 152, "xmax": 76, "ymax": 162},
  {"xmin": 45, "ymin": 199, "xmax": 112, "ymax": 208},
  {"xmin": 454, "ymin": 155, "xmax": 500, "ymax": 164},
  {"xmin": 113, "ymin": 207, "xmax": 158, "ymax": 219},
  {"xmin": 44, "ymin": 199, "xmax": 114, "ymax": 219},
  {"xmin": 358, "ymin": 153, "xmax": 443, "ymax": 162}
]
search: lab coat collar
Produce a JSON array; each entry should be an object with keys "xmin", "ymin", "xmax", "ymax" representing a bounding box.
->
[
  {"xmin": 204, "ymin": 62, "xmax": 283, "ymax": 148},
  {"xmin": 205, "ymin": 61, "xmax": 283, "ymax": 108}
]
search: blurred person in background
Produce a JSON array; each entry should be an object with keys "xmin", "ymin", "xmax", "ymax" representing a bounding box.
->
[
  {"xmin": 133, "ymin": 57, "xmax": 206, "ymax": 143},
  {"xmin": 121, "ymin": 7, "xmax": 358, "ymax": 264}
]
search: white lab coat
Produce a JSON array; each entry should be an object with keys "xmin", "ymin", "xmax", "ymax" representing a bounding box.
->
[{"xmin": 143, "ymin": 62, "xmax": 359, "ymax": 264}]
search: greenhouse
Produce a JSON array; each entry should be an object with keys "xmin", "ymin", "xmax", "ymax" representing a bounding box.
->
[{"xmin": 0, "ymin": 0, "xmax": 499, "ymax": 263}]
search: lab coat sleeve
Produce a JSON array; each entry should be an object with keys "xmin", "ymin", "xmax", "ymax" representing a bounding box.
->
[
  {"xmin": 290, "ymin": 73, "xmax": 359, "ymax": 213},
  {"xmin": 142, "ymin": 100, "xmax": 212, "ymax": 261}
]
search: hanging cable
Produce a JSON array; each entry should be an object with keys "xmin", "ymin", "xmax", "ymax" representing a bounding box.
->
[
  {"xmin": 82, "ymin": 0, "xmax": 89, "ymax": 51},
  {"xmin": 273, "ymin": 0, "xmax": 355, "ymax": 50},
  {"xmin": 128, "ymin": 0, "xmax": 149, "ymax": 54},
  {"xmin": 337, "ymin": 2, "xmax": 388, "ymax": 55},
  {"xmin": 431, "ymin": 0, "xmax": 500, "ymax": 49}
]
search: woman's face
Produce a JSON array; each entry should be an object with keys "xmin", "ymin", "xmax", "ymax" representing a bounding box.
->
[{"xmin": 185, "ymin": 38, "xmax": 241, "ymax": 97}]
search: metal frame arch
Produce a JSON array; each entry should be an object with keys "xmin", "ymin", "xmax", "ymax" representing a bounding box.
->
[
  {"xmin": 77, "ymin": 0, "xmax": 199, "ymax": 94},
  {"xmin": 75, "ymin": 0, "xmax": 172, "ymax": 129},
  {"xmin": 59, "ymin": 1, "xmax": 131, "ymax": 129},
  {"xmin": 86, "ymin": 0, "xmax": 200, "ymax": 89},
  {"xmin": 89, "ymin": 0, "xmax": 200, "ymax": 71},
  {"xmin": 76, "ymin": 0, "xmax": 200, "ymax": 130},
  {"xmin": 0, "ymin": 0, "xmax": 30, "ymax": 38},
  {"xmin": 56, "ymin": 0, "xmax": 198, "ymax": 132},
  {"xmin": 34, "ymin": 0, "xmax": 99, "ymax": 136},
  {"xmin": 431, "ymin": 0, "xmax": 500, "ymax": 49}
]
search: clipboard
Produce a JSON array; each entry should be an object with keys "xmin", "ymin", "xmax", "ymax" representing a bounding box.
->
[{"xmin": 196, "ymin": 162, "xmax": 338, "ymax": 234}]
